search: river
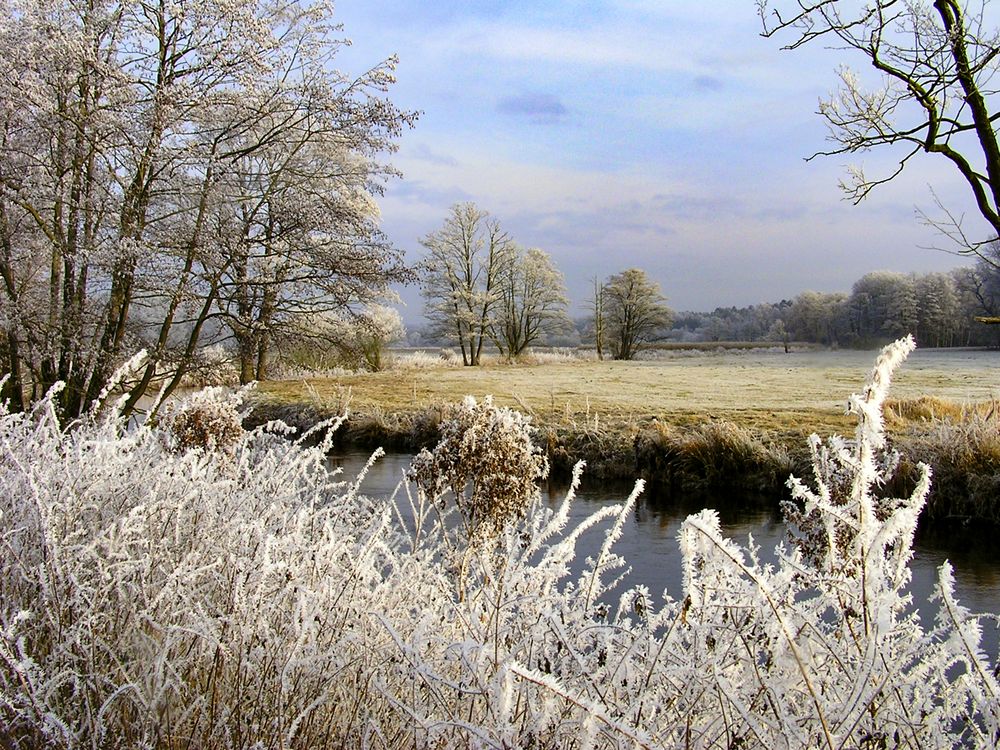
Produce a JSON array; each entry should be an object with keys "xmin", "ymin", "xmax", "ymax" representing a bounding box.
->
[{"xmin": 332, "ymin": 450, "xmax": 1000, "ymax": 655}]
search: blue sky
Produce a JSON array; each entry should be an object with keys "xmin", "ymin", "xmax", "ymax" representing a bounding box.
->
[{"xmin": 332, "ymin": 0, "xmax": 980, "ymax": 320}]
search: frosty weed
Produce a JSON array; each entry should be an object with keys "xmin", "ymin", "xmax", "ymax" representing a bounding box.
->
[{"xmin": 0, "ymin": 338, "xmax": 996, "ymax": 748}]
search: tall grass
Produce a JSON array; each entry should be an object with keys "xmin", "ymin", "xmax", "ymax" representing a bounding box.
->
[
  {"xmin": 895, "ymin": 400, "xmax": 1000, "ymax": 523},
  {"xmin": 1, "ymin": 339, "xmax": 998, "ymax": 747}
]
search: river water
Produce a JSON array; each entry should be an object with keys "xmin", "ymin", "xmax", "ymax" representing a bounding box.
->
[{"xmin": 332, "ymin": 450, "xmax": 1000, "ymax": 655}]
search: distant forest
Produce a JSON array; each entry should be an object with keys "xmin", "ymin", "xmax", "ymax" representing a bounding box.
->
[
  {"xmin": 666, "ymin": 264, "xmax": 1000, "ymax": 349},
  {"xmin": 412, "ymin": 259, "xmax": 1000, "ymax": 350}
]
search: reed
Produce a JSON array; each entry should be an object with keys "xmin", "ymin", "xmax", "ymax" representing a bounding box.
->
[{"xmin": 894, "ymin": 402, "xmax": 1000, "ymax": 523}]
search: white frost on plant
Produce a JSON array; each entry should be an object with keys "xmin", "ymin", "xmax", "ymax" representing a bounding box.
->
[{"xmin": 0, "ymin": 338, "xmax": 997, "ymax": 748}]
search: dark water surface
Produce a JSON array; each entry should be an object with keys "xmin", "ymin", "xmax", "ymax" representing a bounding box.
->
[{"xmin": 332, "ymin": 450, "xmax": 1000, "ymax": 654}]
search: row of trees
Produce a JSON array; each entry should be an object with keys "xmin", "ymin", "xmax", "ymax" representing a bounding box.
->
[
  {"xmin": 0, "ymin": 0, "xmax": 414, "ymax": 416},
  {"xmin": 671, "ymin": 261, "xmax": 1000, "ymax": 348},
  {"xmin": 419, "ymin": 203, "xmax": 676, "ymax": 363},
  {"xmin": 417, "ymin": 205, "xmax": 1000, "ymax": 358}
]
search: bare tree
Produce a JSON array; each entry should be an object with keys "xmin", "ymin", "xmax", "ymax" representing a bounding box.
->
[
  {"xmin": 603, "ymin": 268, "xmax": 673, "ymax": 360},
  {"xmin": 420, "ymin": 203, "xmax": 516, "ymax": 365},
  {"xmin": 758, "ymin": 1, "xmax": 1000, "ymax": 259},
  {"xmin": 490, "ymin": 247, "xmax": 571, "ymax": 359}
]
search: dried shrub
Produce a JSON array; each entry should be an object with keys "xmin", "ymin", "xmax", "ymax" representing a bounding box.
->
[
  {"xmin": 160, "ymin": 388, "xmax": 245, "ymax": 454},
  {"xmin": 548, "ymin": 421, "xmax": 637, "ymax": 479},
  {"xmin": 408, "ymin": 395, "xmax": 549, "ymax": 541},
  {"xmin": 517, "ymin": 348, "xmax": 594, "ymax": 365},
  {"xmin": 178, "ymin": 345, "xmax": 241, "ymax": 387},
  {"xmin": 897, "ymin": 405, "xmax": 1000, "ymax": 523}
]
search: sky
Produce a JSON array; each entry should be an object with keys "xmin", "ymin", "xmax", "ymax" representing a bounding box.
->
[{"xmin": 330, "ymin": 0, "xmax": 984, "ymax": 321}]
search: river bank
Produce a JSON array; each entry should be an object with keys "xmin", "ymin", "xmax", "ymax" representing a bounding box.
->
[{"xmin": 248, "ymin": 347, "xmax": 1000, "ymax": 526}]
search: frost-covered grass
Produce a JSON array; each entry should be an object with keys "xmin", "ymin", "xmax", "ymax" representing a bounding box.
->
[
  {"xmin": 2, "ymin": 340, "xmax": 999, "ymax": 748},
  {"xmin": 516, "ymin": 348, "xmax": 596, "ymax": 364},
  {"xmin": 895, "ymin": 401, "xmax": 1000, "ymax": 524},
  {"xmin": 258, "ymin": 347, "xmax": 999, "ymax": 436},
  {"xmin": 390, "ymin": 349, "xmax": 461, "ymax": 369}
]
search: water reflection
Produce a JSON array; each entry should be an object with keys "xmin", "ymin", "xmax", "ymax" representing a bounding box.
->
[{"xmin": 331, "ymin": 450, "xmax": 1000, "ymax": 648}]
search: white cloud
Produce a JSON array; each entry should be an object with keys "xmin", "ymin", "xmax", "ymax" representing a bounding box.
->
[{"xmin": 336, "ymin": 0, "xmax": 982, "ymax": 319}]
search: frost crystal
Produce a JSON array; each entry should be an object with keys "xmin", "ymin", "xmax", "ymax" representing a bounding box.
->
[{"xmin": 0, "ymin": 338, "xmax": 996, "ymax": 748}]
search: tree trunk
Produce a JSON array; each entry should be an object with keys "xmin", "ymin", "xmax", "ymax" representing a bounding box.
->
[{"xmin": 1, "ymin": 330, "xmax": 24, "ymax": 411}]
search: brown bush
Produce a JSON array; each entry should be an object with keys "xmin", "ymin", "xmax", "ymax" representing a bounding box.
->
[{"xmin": 161, "ymin": 393, "xmax": 244, "ymax": 455}]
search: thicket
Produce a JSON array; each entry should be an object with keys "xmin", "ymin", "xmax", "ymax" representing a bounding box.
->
[{"xmin": 1, "ymin": 339, "xmax": 998, "ymax": 748}]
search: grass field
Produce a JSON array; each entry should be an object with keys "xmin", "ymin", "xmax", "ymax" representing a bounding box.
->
[{"xmin": 257, "ymin": 346, "xmax": 1000, "ymax": 436}]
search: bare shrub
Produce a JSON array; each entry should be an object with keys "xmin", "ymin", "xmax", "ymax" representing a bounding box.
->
[
  {"xmin": 159, "ymin": 387, "xmax": 246, "ymax": 454},
  {"xmin": 408, "ymin": 395, "xmax": 549, "ymax": 542},
  {"xmin": 438, "ymin": 347, "xmax": 465, "ymax": 365}
]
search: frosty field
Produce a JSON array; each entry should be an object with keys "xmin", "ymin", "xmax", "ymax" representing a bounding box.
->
[{"xmin": 259, "ymin": 347, "xmax": 1000, "ymax": 435}]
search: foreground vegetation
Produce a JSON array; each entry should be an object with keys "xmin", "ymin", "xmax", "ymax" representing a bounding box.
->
[
  {"xmin": 2, "ymin": 339, "xmax": 998, "ymax": 747},
  {"xmin": 253, "ymin": 347, "xmax": 1000, "ymax": 522}
]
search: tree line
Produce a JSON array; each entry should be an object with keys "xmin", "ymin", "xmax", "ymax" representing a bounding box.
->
[
  {"xmin": 671, "ymin": 261, "xmax": 1000, "ymax": 349},
  {"xmin": 417, "ymin": 204, "xmax": 1000, "ymax": 356}
]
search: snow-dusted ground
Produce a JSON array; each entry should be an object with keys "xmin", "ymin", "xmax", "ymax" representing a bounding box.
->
[{"xmin": 2, "ymin": 343, "xmax": 998, "ymax": 747}]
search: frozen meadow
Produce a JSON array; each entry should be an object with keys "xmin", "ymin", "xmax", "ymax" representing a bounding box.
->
[{"xmin": 1, "ymin": 339, "xmax": 998, "ymax": 748}]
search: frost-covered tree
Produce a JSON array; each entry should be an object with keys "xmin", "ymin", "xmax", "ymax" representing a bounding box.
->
[
  {"xmin": 849, "ymin": 271, "xmax": 918, "ymax": 344},
  {"xmin": 961, "ymin": 240, "xmax": 1000, "ymax": 315},
  {"xmin": 302, "ymin": 303, "xmax": 405, "ymax": 372},
  {"xmin": 589, "ymin": 276, "xmax": 607, "ymax": 359},
  {"xmin": 759, "ymin": 1, "xmax": 1000, "ymax": 260},
  {"xmin": 0, "ymin": 0, "xmax": 414, "ymax": 416},
  {"xmin": 419, "ymin": 203, "xmax": 516, "ymax": 365},
  {"xmin": 602, "ymin": 268, "xmax": 673, "ymax": 360},
  {"xmin": 210, "ymin": 93, "xmax": 412, "ymax": 383},
  {"xmin": 786, "ymin": 290, "xmax": 850, "ymax": 345},
  {"xmin": 490, "ymin": 246, "xmax": 571, "ymax": 359},
  {"xmin": 916, "ymin": 272, "xmax": 961, "ymax": 347}
]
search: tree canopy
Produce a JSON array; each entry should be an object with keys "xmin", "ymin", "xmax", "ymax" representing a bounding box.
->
[{"xmin": 0, "ymin": 0, "xmax": 414, "ymax": 415}]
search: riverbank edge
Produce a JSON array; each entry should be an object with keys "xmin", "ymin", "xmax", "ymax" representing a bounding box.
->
[{"xmin": 244, "ymin": 397, "xmax": 1000, "ymax": 528}]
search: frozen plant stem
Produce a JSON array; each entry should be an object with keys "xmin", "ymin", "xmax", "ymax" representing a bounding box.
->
[{"xmin": 0, "ymin": 337, "xmax": 996, "ymax": 748}]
